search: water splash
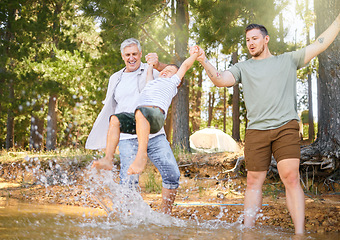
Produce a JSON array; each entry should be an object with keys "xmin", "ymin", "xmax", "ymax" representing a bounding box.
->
[
  {"xmin": 84, "ymin": 166, "xmax": 187, "ymax": 228},
  {"xmin": 20, "ymin": 156, "xmax": 187, "ymax": 229}
]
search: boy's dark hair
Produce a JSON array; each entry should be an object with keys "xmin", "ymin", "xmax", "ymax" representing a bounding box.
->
[
  {"xmin": 166, "ymin": 64, "xmax": 182, "ymax": 88},
  {"xmin": 167, "ymin": 63, "xmax": 179, "ymax": 69},
  {"xmin": 245, "ymin": 24, "xmax": 268, "ymax": 37}
]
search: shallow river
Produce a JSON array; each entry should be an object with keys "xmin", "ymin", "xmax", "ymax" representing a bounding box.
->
[
  {"xmin": 1, "ymin": 162, "xmax": 339, "ymax": 240},
  {"xmin": 0, "ymin": 199, "xmax": 338, "ymax": 240}
]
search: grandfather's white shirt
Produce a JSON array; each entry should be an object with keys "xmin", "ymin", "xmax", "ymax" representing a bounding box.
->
[{"xmin": 115, "ymin": 71, "xmax": 140, "ymax": 113}]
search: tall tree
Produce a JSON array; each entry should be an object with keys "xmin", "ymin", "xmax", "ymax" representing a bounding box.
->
[
  {"xmin": 231, "ymin": 51, "xmax": 240, "ymax": 141},
  {"xmin": 0, "ymin": 0, "xmax": 103, "ymax": 150},
  {"xmin": 301, "ymin": 0, "xmax": 339, "ymax": 171},
  {"xmin": 207, "ymin": 88, "xmax": 216, "ymax": 127},
  {"xmin": 305, "ymin": 0, "xmax": 315, "ymax": 141},
  {"xmin": 190, "ymin": 65, "xmax": 203, "ymax": 132},
  {"xmin": 296, "ymin": 0, "xmax": 315, "ymax": 141},
  {"xmin": 1, "ymin": 1, "xmax": 23, "ymax": 149},
  {"xmin": 172, "ymin": 0, "xmax": 190, "ymax": 150}
]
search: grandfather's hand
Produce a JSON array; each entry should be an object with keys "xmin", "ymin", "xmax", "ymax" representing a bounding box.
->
[{"xmin": 145, "ymin": 53, "xmax": 159, "ymax": 67}]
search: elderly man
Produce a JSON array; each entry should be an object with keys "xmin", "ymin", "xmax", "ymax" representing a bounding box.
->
[{"xmin": 86, "ymin": 38, "xmax": 180, "ymax": 214}]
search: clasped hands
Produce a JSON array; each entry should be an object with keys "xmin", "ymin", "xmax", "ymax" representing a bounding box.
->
[{"xmin": 145, "ymin": 45, "xmax": 206, "ymax": 66}]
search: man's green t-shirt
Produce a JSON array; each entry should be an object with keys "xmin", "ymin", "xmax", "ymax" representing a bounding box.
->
[{"xmin": 229, "ymin": 48, "xmax": 306, "ymax": 130}]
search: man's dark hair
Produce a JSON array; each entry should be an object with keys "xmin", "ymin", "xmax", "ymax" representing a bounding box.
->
[{"xmin": 245, "ymin": 24, "xmax": 268, "ymax": 37}]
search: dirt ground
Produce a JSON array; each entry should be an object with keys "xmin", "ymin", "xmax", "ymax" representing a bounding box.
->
[{"xmin": 0, "ymin": 152, "xmax": 339, "ymax": 234}]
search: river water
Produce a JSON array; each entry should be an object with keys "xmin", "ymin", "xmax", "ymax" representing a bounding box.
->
[
  {"xmin": 1, "ymin": 198, "xmax": 339, "ymax": 239},
  {"xmin": 0, "ymin": 159, "xmax": 338, "ymax": 239}
]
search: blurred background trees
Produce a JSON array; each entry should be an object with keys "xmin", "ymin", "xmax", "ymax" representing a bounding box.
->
[{"xmin": 1, "ymin": 0, "xmax": 339, "ymax": 157}]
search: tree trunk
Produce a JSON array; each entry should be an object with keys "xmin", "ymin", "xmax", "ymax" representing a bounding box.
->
[
  {"xmin": 207, "ymin": 90, "xmax": 215, "ymax": 127},
  {"xmin": 191, "ymin": 69, "xmax": 202, "ymax": 132},
  {"xmin": 301, "ymin": 0, "xmax": 340, "ymax": 175},
  {"xmin": 306, "ymin": 0, "xmax": 315, "ymax": 142},
  {"xmin": 164, "ymin": 106, "xmax": 173, "ymax": 142},
  {"xmin": 231, "ymin": 51, "xmax": 240, "ymax": 141},
  {"xmin": 6, "ymin": 80, "xmax": 14, "ymax": 149},
  {"xmin": 223, "ymin": 87, "xmax": 226, "ymax": 132},
  {"xmin": 172, "ymin": 0, "xmax": 190, "ymax": 151},
  {"xmin": 45, "ymin": 3, "xmax": 61, "ymax": 151},
  {"xmin": 307, "ymin": 72, "xmax": 315, "ymax": 141},
  {"xmin": 46, "ymin": 94, "xmax": 58, "ymax": 150},
  {"xmin": 4, "ymin": 8, "xmax": 17, "ymax": 150},
  {"xmin": 30, "ymin": 115, "xmax": 44, "ymax": 151}
]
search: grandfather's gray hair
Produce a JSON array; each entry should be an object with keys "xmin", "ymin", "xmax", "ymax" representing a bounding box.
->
[{"xmin": 120, "ymin": 38, "xmax": 142, "ymax": 53}]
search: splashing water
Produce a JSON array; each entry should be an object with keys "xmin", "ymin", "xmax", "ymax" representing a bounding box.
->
[
  {"xmin": 83, "ymin": 166, "xmax": 187, "ymax": 228},
  {"xmin": 17, "ymin": 156, "xmax": 188, "ymax": 229}
]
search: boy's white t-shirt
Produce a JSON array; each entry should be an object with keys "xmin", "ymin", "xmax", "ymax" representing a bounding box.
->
[{"xmin": 137, "ymin": 74, "xmax": 181, "ymax": 118}]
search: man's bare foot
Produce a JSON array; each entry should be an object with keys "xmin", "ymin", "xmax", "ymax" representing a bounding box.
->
[
  {"xmin": 127, "ymin": 153, "xmax": 147, "ymax": 175},
  {"xmin": 91, "ymin": 157, "xmax": 113, "ymax": 170}
]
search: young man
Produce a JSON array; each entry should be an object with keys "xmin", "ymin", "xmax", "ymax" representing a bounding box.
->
[
  {"xmin": 86, "ymin": 38, "xmax": 179, "ymax": 214},
  {"xmin": 92, "ymin": 46, "xmax": 198, "ymax": 176},
  {"xmin": 197, "ymin": 14, "xmax": 340, "ymax": 234}
]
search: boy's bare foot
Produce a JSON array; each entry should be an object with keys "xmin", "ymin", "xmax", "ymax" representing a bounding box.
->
[
  {"xmin": 127, "ymin": 153, "xmax": 147, "ymax": 175},
  {"xmin": 91, "ymin": 157, "xmax": 113, "ymax": 170}
]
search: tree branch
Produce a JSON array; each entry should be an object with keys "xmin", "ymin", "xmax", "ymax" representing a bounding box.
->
[{"xmin": 140, "ymin": 26, "xmax": 172, "ymax": 58}]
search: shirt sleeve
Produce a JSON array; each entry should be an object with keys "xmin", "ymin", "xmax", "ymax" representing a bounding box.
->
[
  {"xmin": 152, "ymin": 68, "xmax": 159, "ymax": 79},
  {"xmin": 228, "ymin": 64, "xmax": 242, "ymax": 84},
  {"xmin": 291, "ymin": 47, "xmax": 306, "ymax": 69}
]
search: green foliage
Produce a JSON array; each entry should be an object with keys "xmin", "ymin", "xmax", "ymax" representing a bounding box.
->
[
  {"xmin": 190, "ymin": 0, "xmax": 288, "ymax": 54},
  {"xmin": 0, "ymin": 0, "xmax": 104, "ymax": 149},
  {"xmin": 302, "ymin": 122, "xmax": 318, "ymax": 140},
  {"xmin": 81, "ymin": 0, "xmax": 166, "ymax": 49},
  {"xmin": 0, "ymin": 0, "xmax": 308, "ymax": 150},
  {"xmin": 144, "ymin": 169, "xmax": 162, "ymax": 193}
]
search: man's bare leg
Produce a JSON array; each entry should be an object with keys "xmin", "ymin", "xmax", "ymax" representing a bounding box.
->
[
  {"xmin": 92, "ymin": 116, "xmax": 120, "ymax": 170},
  {"xmin": 277, "ymin": 159, "xmax": 305, "ymax": 235},
  {"xmin": 243, "ymin": 171, "xmax": 267, "ymax": 227},
  {"xmin": 160, "ymin": 188, "xmax": 177, "ymax": 214},
  {"xmin": 127, "ymin": 110, "xmax": 150, "ymax": 175}
]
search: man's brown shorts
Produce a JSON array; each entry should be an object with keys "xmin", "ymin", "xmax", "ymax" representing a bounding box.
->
[{"xmin": 244, "ymin": 120, "xmax": 300, "ymax": 171}]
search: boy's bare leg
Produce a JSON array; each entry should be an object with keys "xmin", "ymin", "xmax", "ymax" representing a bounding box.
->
[
  {"xmin": 127, "ymin": 110, "xmax": 150, "ymax": 175},
  {"xmin": 160, "ymin": 188, "xmax": 177, "ymax": 214},
  {"xmin": 92, "ymin": 115, "xmax": 120, "ymax": 170}
]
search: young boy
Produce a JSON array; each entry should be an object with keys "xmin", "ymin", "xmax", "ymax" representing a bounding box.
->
[{"xmin": 92, "ymin": 46, "xmax": 199, "ymax": 175}]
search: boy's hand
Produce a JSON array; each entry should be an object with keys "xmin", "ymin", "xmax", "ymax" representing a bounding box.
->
[
  {"xmin": 189, "ymin": 45, "xmax": 199, "ymax": 56},
  {"xmin": 145, "ymin": 53, "xmax": 159, "ymax": 67}
]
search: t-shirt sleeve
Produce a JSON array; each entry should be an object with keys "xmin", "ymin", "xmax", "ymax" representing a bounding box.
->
[
  {"xmin": 228, "ymin": 64, "xmax": 242, "ymax": 84},
  {"xmin": 152, "ymin": 69, "xmax": 159, "ymax": 79},
  {"xmin": 291, "ymin": 47, "xmax": 306, "ymax": 69}
]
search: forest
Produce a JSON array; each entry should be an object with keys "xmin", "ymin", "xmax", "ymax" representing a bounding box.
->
[{"xmin": 1, "ymin": 0, "xmax": 339, "ymax": 173}]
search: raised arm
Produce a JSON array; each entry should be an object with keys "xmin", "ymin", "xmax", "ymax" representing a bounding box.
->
[
  {"xmin": 145, "ymin": 53, "xmax": 167, "ymax": 71},
  {"xmin": 197, "ymin": 47, "xmax": 236, "ymax": 88},
  {"xmin": 175, "ymin": 46, "xmax": 199, "ymax": 79},
  {"xmin": 304, "ymin": 13, "xmax": 340, "ymax": 65},
  {"xmin": 146, "ymin": 63, "xmax": 154, "ymax": 83}
]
